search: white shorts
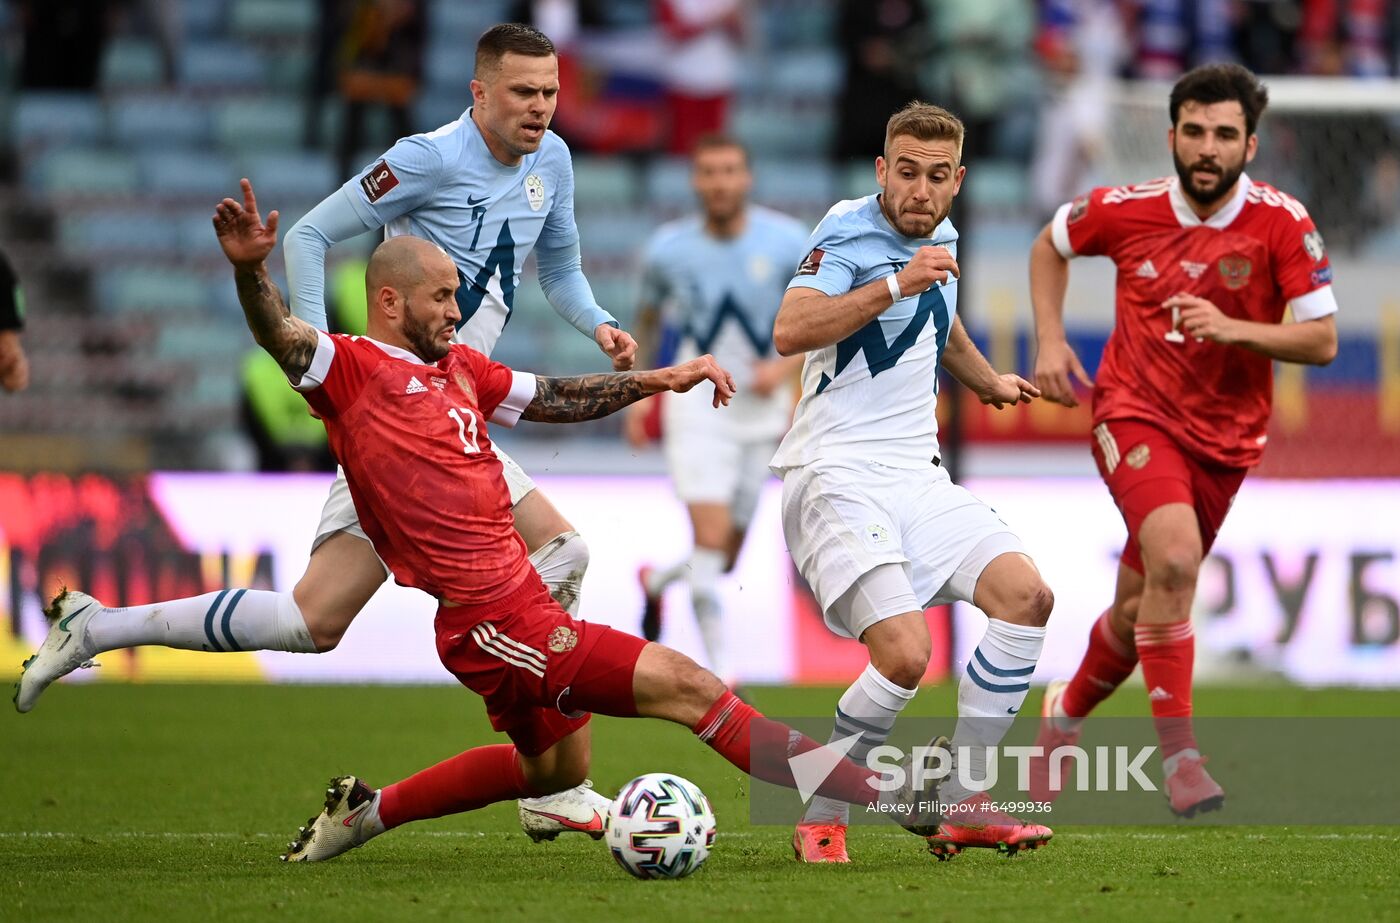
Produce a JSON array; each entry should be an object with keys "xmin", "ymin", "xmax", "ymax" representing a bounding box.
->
[
  {"xmin": 779, "ymin": 459, "xmax": 1026, "ymax": 640},
  {"xmin": 311, "ymin": 442, "xmax": 538, "ymax": 558},
  {"xmin": 662, "ymin": 389, "xmax": 779, "ymax": 528}
]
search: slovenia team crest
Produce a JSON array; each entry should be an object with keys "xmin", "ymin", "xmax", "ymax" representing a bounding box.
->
[{"xmin": 525, "ymin": 174, "xmax": 545, "ymax": 211}]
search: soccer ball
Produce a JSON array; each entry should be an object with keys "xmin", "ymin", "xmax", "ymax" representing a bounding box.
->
[{"xmin": 605, "ymin": 772, "xmax": 717, "ymax": 880}]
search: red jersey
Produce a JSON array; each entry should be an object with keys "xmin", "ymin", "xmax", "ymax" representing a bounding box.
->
[
  {"xmin": 296, "ymin": 332, "xmax": 538, "ymax": 604},
  {"xmin": 1052, "ymin": 174, "xmax": 1338, "ymax": 468}
]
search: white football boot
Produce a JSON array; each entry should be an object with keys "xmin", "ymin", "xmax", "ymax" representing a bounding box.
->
[
  {"xmin": 14, "ymin": 590, "xmax": 102, "ymax": 713},
  {"xmin": 882, "ymin": 734, "xmax": 952, "ymax": 838},
  {"xmin": 518, "ymin": 780, "xmax": 610, "ymax": 842},
  {"xmin": 282, "ymin": 776, "xmax": 384, "ymax": 862}
]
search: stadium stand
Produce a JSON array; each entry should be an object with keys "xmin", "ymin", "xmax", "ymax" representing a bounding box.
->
[{"xmin": 0, "ymin": 0, "xmax": 1393, "ymax": 476}]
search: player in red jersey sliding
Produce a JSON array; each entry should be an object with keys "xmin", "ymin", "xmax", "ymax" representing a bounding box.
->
[
  {"xmin": 1027, "ymin": 64, "xmax": 1338, "ymax": 817},
  {"xmin": 183, "ymin": 180, "xmax": 944, "ymax": 861}
]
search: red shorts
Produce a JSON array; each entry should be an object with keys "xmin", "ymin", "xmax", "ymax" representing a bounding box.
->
[
  {"xmin": 1090, "ymin": 418, "xmax": 1248, "ymax": 574},
  {"xmin": 435, "ymin": 576, "xmax": 648, "ymax": 757}
]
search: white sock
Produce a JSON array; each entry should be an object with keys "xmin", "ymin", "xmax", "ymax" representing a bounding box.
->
[
  {"xmin": 688, "ymin": 548, "xmax": 728, "ymax": 679},
  {"xmin": 943, "ymin": 619, "xmax": 1046, "ymax": 804},
  {"xmin": 85, "ymin": 589, "xmax": 316, "ymax": 654},
  {"xmin": 643, "ymin": 558, "xmax": 689, "ymax": 597},
  {"xmin": 360, "ymin": 790, "xmax": 387, "ymax": 839},
  {"xmin": 803, "ymin": 662, "xmax": 918, "ymax": 825},
  {"xmin": 528, "ymin": 530, "xmax": 589, "ymax": 616},
  {"xmin": 1162, "ymin": 748, "xmax": 1201, "ymax": 777}
]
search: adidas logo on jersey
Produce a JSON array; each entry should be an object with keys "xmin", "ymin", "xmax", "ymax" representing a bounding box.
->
[
  {"xmin": 1148, "ymin": 686, "xmax": 1173, "ymax": 701},
  {"xmin": 405, "ymin": 376, "xmax": 428, "ymax": 395},
  {"xmin": 1135, "ymin": 260, "xmax": 1159, "ymax": 279}
]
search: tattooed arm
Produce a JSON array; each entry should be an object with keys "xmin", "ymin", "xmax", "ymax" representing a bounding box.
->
[
  {"xmin": 213, "ymin": 179, "xmax": 320, "ymax": 382},
  {"xmin": 522, "ymin": 354, "xmax": 737, "ymax": 424}
]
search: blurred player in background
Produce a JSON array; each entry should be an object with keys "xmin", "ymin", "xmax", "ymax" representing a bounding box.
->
[
  {"xmin": 14, "ymin": 22, "xmax": 636, "ymax": 839},
  {"xmin": 189, "ymin": 181, "xmax": 942, "ymax": 863},
  {"xmin": 774, "ymin": 102, "xmax": 1052, "ymax": 863},
  {"xmin": 1029, "ymin": 64, "xmax": 1338, "ymax": 816},
  {"xmin": 625, "ymin": 135, "xmax": 808, "ymax": 688},
  {"xmin": 0, "ymin": 248, "xmax": 29, "ymax": 392}
]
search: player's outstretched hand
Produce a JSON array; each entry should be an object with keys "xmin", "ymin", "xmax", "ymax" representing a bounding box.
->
[
  {"xmin": 979, "ymin": 373, "xmax": 1040, "ymax": 409},
  {"xmin": 596, "ymin": 324, "xmax": 639, "ymax": 371},
  {"xmin": 0, "ymin": 330, "xmax": 30, "ymax": 393},
  {"xmin": 1165, "ymin": 294, "xmax": 1235, "ymax": 344},
  {"xmin": 1033, "ymin": 338, "xmax": 1092, "ymax": 407},
  {"xmin": 668, "ymin": 354, "xmax": 737, "ymax": 408},
  {"xmin": 213, "ymin": 178, "xmax": 279, "ymax": 270},
  {"xmin": 894, "ymin": 246, "xmax": 959, "ymax": 298}
]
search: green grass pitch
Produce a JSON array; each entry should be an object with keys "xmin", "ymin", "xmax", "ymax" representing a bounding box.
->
[{"xmin": 2, "ymin": 682, "xmax": 1398, "ymax": 922}]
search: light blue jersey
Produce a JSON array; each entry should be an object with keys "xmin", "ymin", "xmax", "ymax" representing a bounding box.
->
[
  {"xmin": 285, "ymin": 109, "xmax": 614, "ymax": 355},
  {"xmin": 771, "ymin": 195, "xmax": 959, "ymax": 470},
  {"xmin": 641, "ymin": 205, "xmax": 808, "ymax": 436}
]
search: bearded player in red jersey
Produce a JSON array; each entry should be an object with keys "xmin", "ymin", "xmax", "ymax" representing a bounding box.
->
[
  {"xmin": 1027, "ymin": 64, "xmax": 1338, "ymax": 817},
  {"xmin": 198, "ymin": 179, "xmax": 946, "ymax": 862}
]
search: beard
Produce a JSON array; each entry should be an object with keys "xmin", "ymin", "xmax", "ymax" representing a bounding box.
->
[
  {"xmin": 1173, "ymin": 150, "xmax": 1246, "ymax": 206},
  {"xmin": 402, "ymin": 297, "xmax": 452, "ymax": 362},
  {"xmin": 882, "ymin": 196, "xmax": 945, "ymax": 238}
]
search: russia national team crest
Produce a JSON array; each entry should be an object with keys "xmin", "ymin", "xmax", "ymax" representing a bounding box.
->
[
  {"xmin": 453, "ymin": 370, "xmax": 475, "ymax": 402},
  {"xmin": 1218, "ymin": 254, "xmax": 1252, "ymax": 290},
  {"xmin": 1126, "ymin": 443, "xmax": 1151, "ymax": 469},
  {"xmin": 524, "ymin": 174, "xmax": 545, "ymax": 211},
  {"xmin": 547, "ymin": 625, "xmax": 578, "ymax": 653}
]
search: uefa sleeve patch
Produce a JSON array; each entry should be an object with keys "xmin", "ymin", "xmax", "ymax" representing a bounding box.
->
[
  {"xmin": 1302, "ymin": 230, "xmax": 1326, "ymax": 263},
  {"xmin": 360, "ymin": 160, "xmax": 400, "ymax": 203},
  {"xmin": 796, "ymin": 248, "xmax": 825, "ymax": 276}
]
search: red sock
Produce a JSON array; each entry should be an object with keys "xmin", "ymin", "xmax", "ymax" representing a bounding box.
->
[
  {"xmin": 1134, "ymin": 621, "xmax": 1197, "ymax": 759},
  {"xmin": 1062, "ymin": 610, "xmax": 1139, "ymax": 718},
  {"xmin": 378, "ymin": 744, "xmax": 538, "ymax": 830},
  {"xmin": 692, "ymin": 692, "xmax": 881, "ymax": 807}
]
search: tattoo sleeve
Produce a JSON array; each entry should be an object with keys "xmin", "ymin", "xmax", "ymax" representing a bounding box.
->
[
  {"xmin": 521, "ymin": 372, "xmax": 660, "ymax": 423},
  {"xmin": 234, "ymin": 265, "xmax": 319, "ymax": 381}
]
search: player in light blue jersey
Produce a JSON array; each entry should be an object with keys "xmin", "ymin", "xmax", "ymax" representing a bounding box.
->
[
  {"xmin": 277, "ymin": 24, "xmax": 636, "ymax": 654},
  {"xmin": 13, "ymin": 24, "xmax": 628, "ymax": 843},
  {"xmin": 773, "ymin": 103, "xmax": 1056, "ymax": 862},
  {"xmin": 624, "ymin": 135, "xmax": 808, "ymax": 686}
]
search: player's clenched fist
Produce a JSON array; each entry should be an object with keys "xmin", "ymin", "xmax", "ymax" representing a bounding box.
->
[
  {"xmin": 667, "ymin": 354, "xmax": 737, "ymax": 408},
  {"xmin": 894, "ymin": 246, "xmax": 960, "ymax": 299}
]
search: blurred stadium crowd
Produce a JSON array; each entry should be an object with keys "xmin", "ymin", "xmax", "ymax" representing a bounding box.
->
[{"xmin": 0, "ymin": 0, "xmax": 1397, "ymax": 473}]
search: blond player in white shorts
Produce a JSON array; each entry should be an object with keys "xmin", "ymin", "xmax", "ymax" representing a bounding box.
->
[{"xmin": 774, "ymin": 104, "xmax": 1056, "ymax": 862}]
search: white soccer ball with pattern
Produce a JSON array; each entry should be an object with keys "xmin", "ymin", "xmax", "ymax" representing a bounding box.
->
[{"xmin": 605, "ymin": 772, "xmax": 717, "ymax": 880}]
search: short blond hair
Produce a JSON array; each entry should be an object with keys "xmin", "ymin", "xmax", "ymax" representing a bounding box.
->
[{"xmin": 884, "ymin": 101, "xmax": 964, "ymax": 160}]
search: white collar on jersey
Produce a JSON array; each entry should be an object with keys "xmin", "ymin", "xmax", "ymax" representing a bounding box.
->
[
  {"xmin": 1168, "ymin": 172, "xmax": 1252, "ymax": 229},
  {"xmin": 358, "ymin": 335, "xmax": 434, "ymax": 365}
]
